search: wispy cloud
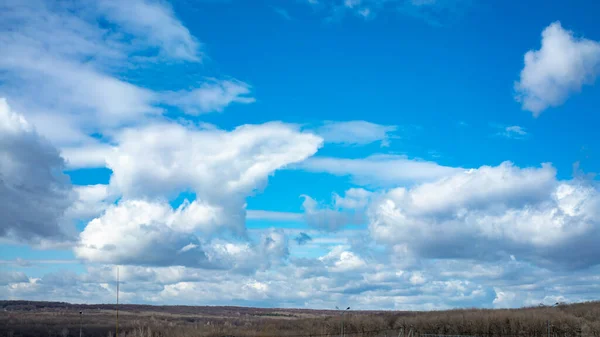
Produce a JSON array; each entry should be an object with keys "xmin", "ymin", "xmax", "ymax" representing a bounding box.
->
[
  {"xmin": 493, "ymin": 124, "xmax": 530, "ymax": 140},
  {"xmin": 301, "ymin": 0, "xmax": 472, "ymax": 25},
  {"xmin": 95, "ymin": 0, "xmax": 203, "ymax": 62},
  {"xmin": 314, "ymin": 120, "xmax": 398, "ymax": 147},
  {"xmin": 0, "ymin": 0, "xmax": 252, "ymax": 150},
  {"xmin": 163, "ymin": 79, "xmax": 255, "ymax": 115},
  {"xmin": 299, "ymin": 154, "xmax": 461, "ymax": 187},
  {"xmin": 247, "ymin": 210, "xmax": 303, "ymax": 222},
  {"xmin": 272, "ymin": 6, "xmax": 293, "ymax": 20}
]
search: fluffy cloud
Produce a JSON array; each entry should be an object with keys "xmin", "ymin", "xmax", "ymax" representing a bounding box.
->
[
  {"xmin": 75, "ymin": 198, "xmax": 292, "ymax": 270},
  {"xmin": 319, "ymin": 245, "xmax": 367, "ymax": 272},
  {"xmin": 315, "ymin": 120, "xmax": 397, "ymax": 146},
  {"xmin": 209, "ymin": 229, "xmax": 290, "ymax": 273},
  {"xmin": 300, "ymin": 154, "xmax": 460, "ymax": 187},
  {"xmin": 75, "ymin": 199, "xmax": 218, "ymax": 267},
  {"xmin": 64, "ymin": 185, "xmax": 115, "ymax": 221},
  {"xmin": 60, "ymin": 144, "xmax": 114, "ymax": 169},
  {"xmin": 75, "ymin": 121, "xmax": 322, "ymax": 267},
  {"xmin": 368, "ymin": 161, "xmax": 600, "ymax": 269},
  {"xmin": 302, "ymin": 188, "xmax": 371, "ymax": 231},
  {"xmin": 107, "ymin": 121, "xmax": 322, "ymax": 202},
  {"xmin": 0, "ymin": 98, "xmax": 75, "ymax": 242},
  {"xmin": 515, "ymin": 21, "xmax": 600, "ymax": 116}
]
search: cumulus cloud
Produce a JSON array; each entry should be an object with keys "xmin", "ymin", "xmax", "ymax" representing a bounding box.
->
[
  {"xmin": 76, "ymin": 199, "xmax": 217, "ymax": 267},
  {"xmin": 315, "ymin": 120, "xmax": 397, "ymax": 146},
  {"xmin": 300, "ymin": 154, "xmax": 461, "ymax": 187},
  {"xmin": 61, "ymin": 144, "xmax": 115, "ymax": 169},
  {"xmin": 0, "ymin": 99, "xmax": 75, "ymax": 242},
  {"xmin": 302, "ymin": 188, "xmax": 371, "ymax": 231},
  {"xmin": 75, "ymin": 121, "xmax": 321, "ymax": 267},
  {"xmin": 319, "ymin": 245, "xmax": 367, "ymax": 272},
  {"xmin": 76, "ymin": 199, "xmax": 292, "ymax": 271},
  {"xmin": 368, "ymin": 161, "xmax": 600, "ymax": 269},
  {"xmin": 515, "ymin": 21, "xmax": 600, "ymax": 116},
  {"xmin": 64, "ymin": 184, "xmax": 117, "ymax": 221},
  {"xmin": 107, "ymin": 121, "xmax": 322, "ymax": 202},
  {"xmin": 209, "ymin": 230, "xmax": 291, "ymax": 273}
]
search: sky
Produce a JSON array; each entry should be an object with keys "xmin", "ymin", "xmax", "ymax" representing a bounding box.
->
[{"xmin": 1, "ymin": 0, "xmax": 600, "ymax": 310}]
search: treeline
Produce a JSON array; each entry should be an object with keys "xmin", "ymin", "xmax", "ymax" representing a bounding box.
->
[{"xmin": 2, "ymin": 301, "xmax": 600, "ymax": 337}]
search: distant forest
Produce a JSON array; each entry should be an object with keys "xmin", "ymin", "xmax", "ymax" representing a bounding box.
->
[{"xmin": 2, "ymin": 300, "xmax": 600, "ymax": 337}]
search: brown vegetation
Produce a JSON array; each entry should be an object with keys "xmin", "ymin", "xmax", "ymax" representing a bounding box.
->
[{"xmin": 2, "ymin": 300, "xmax": 600, "ymax": 337}]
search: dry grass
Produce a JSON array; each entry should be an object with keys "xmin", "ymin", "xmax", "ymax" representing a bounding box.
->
[{"xmin": 2, "ymin": 301, "xmax": 600, "ymax": 337}]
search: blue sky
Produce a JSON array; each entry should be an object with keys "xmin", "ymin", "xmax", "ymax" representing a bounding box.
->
[{"xmin": 1, "ymin": 0, "xmax": 600, "ymax": 309}]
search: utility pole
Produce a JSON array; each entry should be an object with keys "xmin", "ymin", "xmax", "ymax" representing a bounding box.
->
[
  {"xmin": 336, "ymin": 306, "xmax": 350, "ymax": 337},
  {"xmin": 79, "ymin": 311, "xmax": 82, "ymax": 337},
  {"xmin": 116, "ymin": 266, "xmax": 119, "ymax": 337}
]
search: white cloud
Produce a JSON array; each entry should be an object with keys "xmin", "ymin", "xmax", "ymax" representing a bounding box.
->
[
  {"xmin": 515, "ymin": 21, "xmax": 600, "ymax": 116},
  {"xmin": 315, "ymin": 120, "xmax": 397, "ymax": 146},
  {"xmin": 61, "ymin": 144, "xmax": 115, "ymax": 169},
  {"xmin": 0, "ymin": 271, "xmax": 29, "ymax": 285},
  {"xmin": 107, "ymin": 121, "xmax": 322, "ymax": 201},
  {"xmin": 368, "ymin": 161, "xmax": 600, "ymax": 269},
  {"xmin": 0, "ymin": 98, "xmax": 75, "ymax": 242},
  {"xmin": 302, "ymin": 188, "xmax": 371, "ymax": 231},
  {"xmin": 319, "ymin": 245, "xmax": 367, "ymax": 272},
  {"xmin": 64, "ymin": 184, "xmax": 116, "ymax": 220},
  {"xmin": 6, "ymin": 240, "xmax": 600, "ymax": 309},
  {"xmin": 95, "ymin": 0, "xmax": 202, "ymax": 61},
  {"xmin": 497, "ymin": 125, "xmax": 528, "ymax": 139},
  {"xmin": 302, "ymin": 195, "xmax": 365, "ymax": 231},
  {"xmin": 0, "ymin": 0, "xmax": 248, "ymax": 151},
  {"xmin": 303, "ymin": 0, "xmax": 469, "ymax": 25},
  {"xmin": 300, "ymin": 154, "xmax": 461, "ymax": 187},
  {"xmin": 334, "ymin": 188, "xmax": 372, "ymax": 209},
  {"xmin": 75, "ymin": 199, "xmax": 220, "ymax": 267},
  {"xmin": 76, "ymin": 199, "xmax": 292, "ymax": 270},
  {"xmin": 74, "ymin": 121, "xmax": 321, "ymax": 266},
  {"xmin": 0, "ymin": 0, "xmax": 161, "ymax": 136},
  {"xmin": 247, "ymin": 210, "xmax": 303, "ymax": 222},
  {"xmin": 163, "ymin": 79, "xmax": 255, "ymax": 115}
]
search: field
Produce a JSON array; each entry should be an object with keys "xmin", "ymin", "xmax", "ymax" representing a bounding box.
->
[{"xmin": 2, "ymin": 300, "xmax": 600, "ymax": 337}]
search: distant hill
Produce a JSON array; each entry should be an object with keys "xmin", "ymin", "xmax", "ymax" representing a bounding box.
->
[{"xmin": 2, "ymin": 300, "xmax": 600, "ymax": 337}]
